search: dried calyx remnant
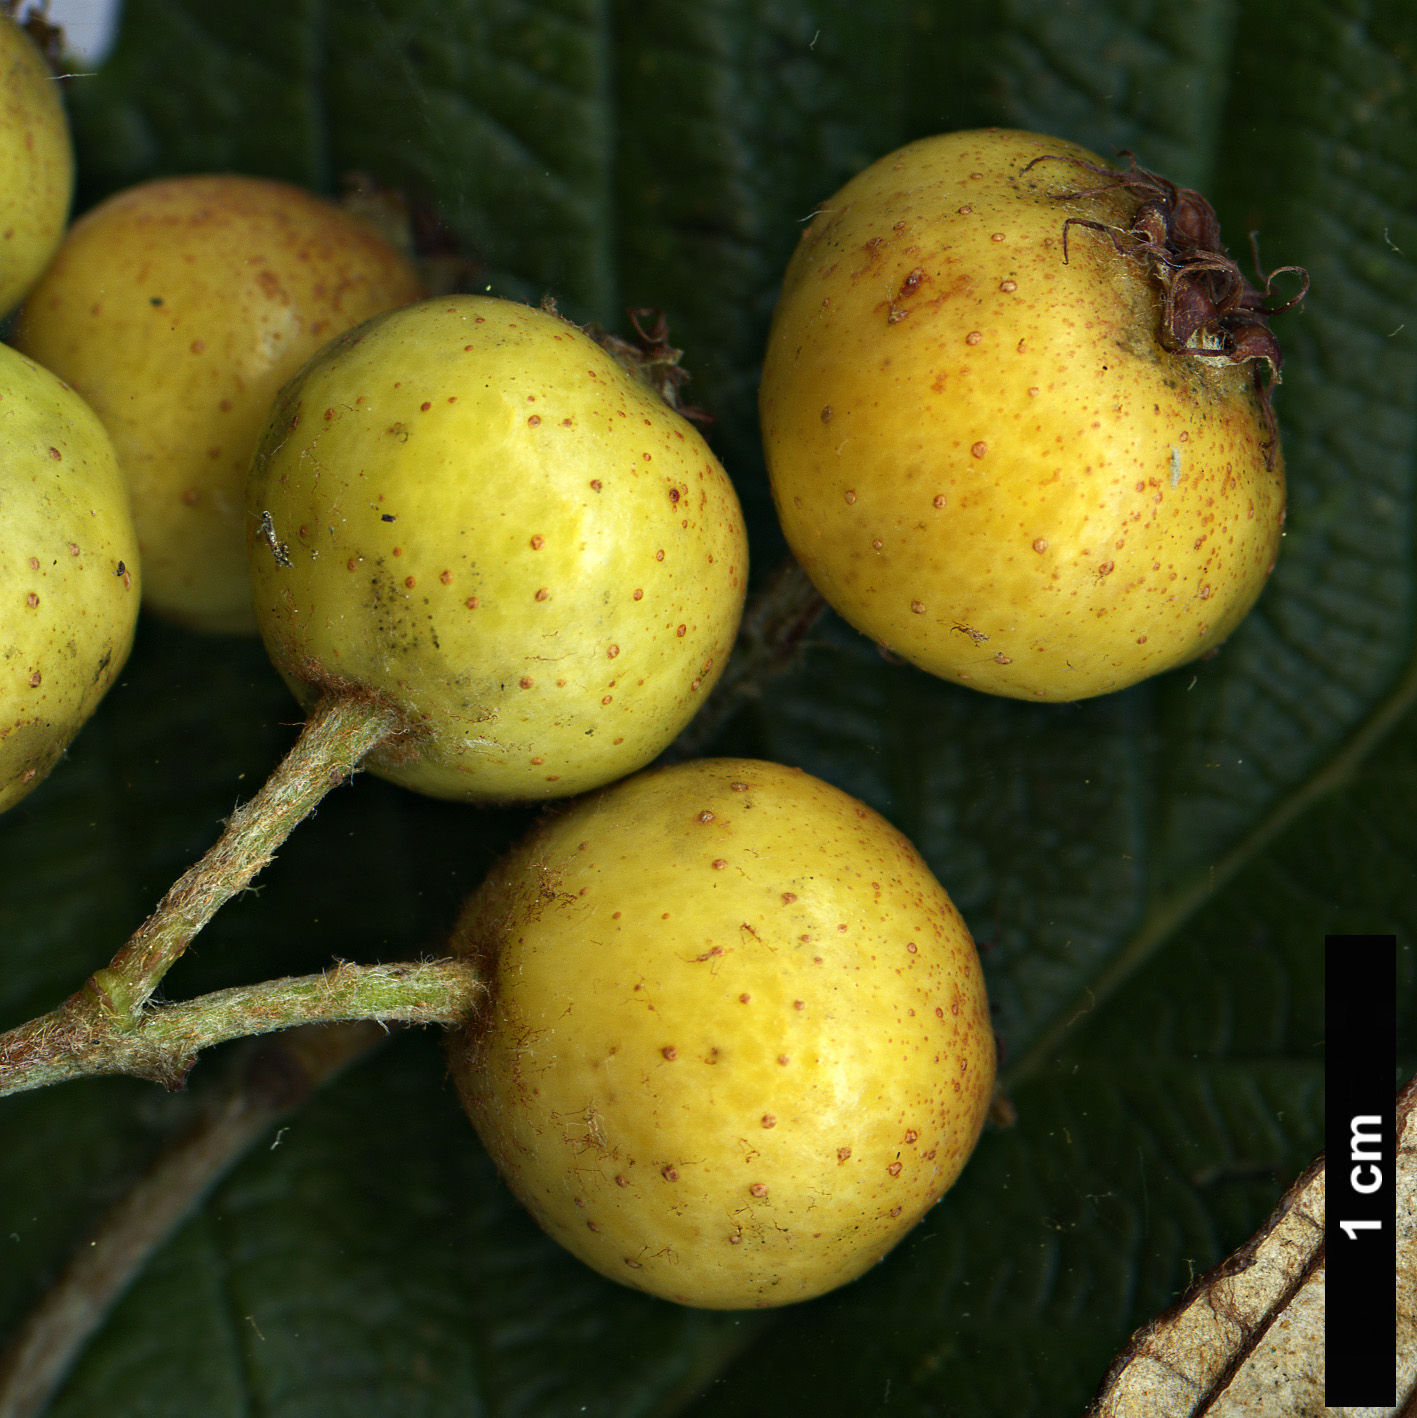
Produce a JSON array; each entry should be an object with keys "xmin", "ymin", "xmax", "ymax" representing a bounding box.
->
[
  {"xmin": 583, "ymin": 306, "xmax": 713, "ymax": 425},
  {"xmin": 539, "ymin": 297, "xmax": 712, "ymax": 424},
  {"xmin": 3, "ymin": 0, "xmax": 64, "ymax": 69},
  {"xmin": 1024, "ymin": 152, "xmax": 1309, "ymax": 464}
]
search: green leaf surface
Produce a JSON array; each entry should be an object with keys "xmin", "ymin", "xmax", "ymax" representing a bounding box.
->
[{"xmin": 3, "ymin": 0, "xmax": 1415, "ymax": 1414}]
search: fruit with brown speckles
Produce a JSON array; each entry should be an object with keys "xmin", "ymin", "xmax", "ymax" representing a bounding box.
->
[
  {"xmin": 246, "ymin": 295, "xmax": 748, "ymax": 803},
  {"xmin": 448, "ymin": 757, "xmax": 994, "ymax": 1308},
  {"xmin": 0, "ymin": 343, "xmax": 140, "ymax": 813},
  {"xmin": 760, "ymin": 128, "xmax": 1287, "ymax": 700},
  {"xmin": 0, "ymin": 13, "xmax": 72, "ymax": 316},
  {"xmin": 11, "ymin": 175, "xmax": 424, "ymax": 634}
]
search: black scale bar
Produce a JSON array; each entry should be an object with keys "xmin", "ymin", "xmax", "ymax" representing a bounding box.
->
[{"xmin": 1325, "ymin": 933, "xmax": 1398, "ymax": 1405}]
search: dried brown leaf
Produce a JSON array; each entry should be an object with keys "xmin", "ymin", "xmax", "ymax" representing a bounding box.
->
[{"xmin": 1086, "ymin": 1074, "xmax": 1417, "ymax": 1417}]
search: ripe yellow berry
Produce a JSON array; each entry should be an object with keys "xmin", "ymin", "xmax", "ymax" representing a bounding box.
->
[
  {"xmin": 0, "ymin": 342, "xmax": 139, "ymax": 812},
  {"xmin": 760, "ymin": 128, "xmax": 1288, "ymax": 701},
  {"xmin": 449, "ymin": 757, "xmax": 994, "ymax": 1308},
  {"xmin": 0, "ymin": 12, "xmax": 72, "ymax": 316},
  {"xmin": 246, "ymin": 296, "xmax": 748, "ymax": 802},
  {"xmin": 12, "ymin": 175, "xmax": 423, "ymax": 633}
]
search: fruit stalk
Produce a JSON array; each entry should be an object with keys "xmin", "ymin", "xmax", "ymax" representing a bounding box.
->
[
  {"xmin": 0, "ymin": 957, "xmax": 481, "ymax": 1097},
  {"xmin": 0, "ymin": 691, "xmax": 426, "ymax": 1096},
  {"xmin": 94, "ymin": 690, "xmax": 409, "ymax": 1020}
]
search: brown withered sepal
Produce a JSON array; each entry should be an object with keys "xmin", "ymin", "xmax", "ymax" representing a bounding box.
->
[{"xmin": 1024, "ymin": 152, "xmax": 1308, "ymax": 465}]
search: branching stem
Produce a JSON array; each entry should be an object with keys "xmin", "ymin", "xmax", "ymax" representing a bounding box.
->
[
  {"xmin": 0, "ymin": 691, "xmax": 412, "ymax": 1096},
  {"xmin": 97, "ymin": 691, "xmax": 408, "ymax": 1019}
]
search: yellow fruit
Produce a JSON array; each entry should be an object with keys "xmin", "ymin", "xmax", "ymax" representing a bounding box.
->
[
  {"xmin": 245, "ymin": 295, "xmax": 748, "ymax": 803},
  {"xmin": 448, "ymin": 757, "xmax": 995, "ymax": 1309},
  {"xmin": 1, "ymin": 342, "xmax": 140, "ymax": 812},
  {"xmin": 0, "ymin": 12, "xmax": 72, "ymax": 316},
  {"xmin": 11, "ymin": 175, "xmax": 423, "ymax": 634},
  {"xmin": 760, "ymin": 128, "xmax": 1287, "ymax": 701}
]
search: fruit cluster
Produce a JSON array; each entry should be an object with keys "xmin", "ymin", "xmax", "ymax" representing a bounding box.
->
[{"xmin": 1, "ymin": 8, "xmax": 1303, "ymax": 1315}]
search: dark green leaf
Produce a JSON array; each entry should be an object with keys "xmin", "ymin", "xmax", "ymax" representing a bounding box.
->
[{"xmin": 3, "ymin": 0, "xmax": 1414, "ymax": 1414}]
